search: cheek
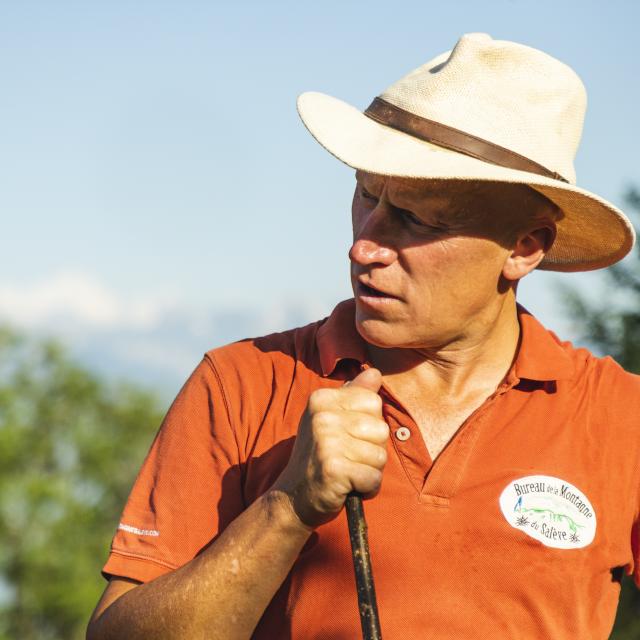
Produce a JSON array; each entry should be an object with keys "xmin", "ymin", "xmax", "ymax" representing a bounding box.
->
[{"xmin": 404, "ymin": 238, "xmax": 506, "ymax": 294}]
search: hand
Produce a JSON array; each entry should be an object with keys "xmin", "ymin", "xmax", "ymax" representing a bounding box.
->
[{"xmin": 272, "ymin": 368, "xmax": 389, "ymax": 529}]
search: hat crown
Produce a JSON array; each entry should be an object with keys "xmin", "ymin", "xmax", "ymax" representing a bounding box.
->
[{"xmin": 380, "ymin": 33, "xmax": 586, "ymax": 185}]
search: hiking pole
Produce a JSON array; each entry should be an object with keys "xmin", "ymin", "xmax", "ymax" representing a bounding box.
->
[{"xmin": 345, "ymin": 491, "xmax": 382, "ymax": 640}]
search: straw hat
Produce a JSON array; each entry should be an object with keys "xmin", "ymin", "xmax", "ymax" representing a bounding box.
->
[{"xmin": 297, "ymin": 33, "xmax": 635, "ymax": 272}]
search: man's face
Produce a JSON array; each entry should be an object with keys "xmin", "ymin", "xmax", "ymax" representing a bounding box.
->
[{"xmin": 349, "ymin": 171, "xmax": 550, "ymax": 351}]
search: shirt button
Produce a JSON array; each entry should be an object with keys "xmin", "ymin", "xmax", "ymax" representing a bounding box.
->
[{"xmin": 395, "ymin": 427, "xmax": 411, "ymax": 441}]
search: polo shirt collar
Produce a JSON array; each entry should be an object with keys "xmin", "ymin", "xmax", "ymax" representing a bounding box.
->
[
  {"xmin": 514, "ymin": 304, "xmax": 574, "ymax": 381},
  {"xmin": 317, "ymin": 299, "xmax": 368, "ymax": 376},
  {"xmin": 317, "ymin": 298, "xmax": 574, "ymax": 382}
]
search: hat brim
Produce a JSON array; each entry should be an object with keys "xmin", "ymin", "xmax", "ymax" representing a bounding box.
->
[{"xmin": 298, "ymin": 91, "xmax": 635, "ymax": 272}]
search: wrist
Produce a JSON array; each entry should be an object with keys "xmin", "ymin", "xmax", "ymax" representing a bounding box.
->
[{"xmin": 261, "ymin": 487, "xmax": 315, "ymax": 537}]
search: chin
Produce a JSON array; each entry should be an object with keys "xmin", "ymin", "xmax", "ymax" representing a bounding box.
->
[
  {"xmin": 355, "ymin": 316, "xmax": 410, "ymax": 349},
  {"xmin": 355, "ymin": 313, "xmax": 449, "ymax": 352}
]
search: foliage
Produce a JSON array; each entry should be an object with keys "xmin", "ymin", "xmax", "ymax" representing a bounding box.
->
[
  {"xmin": 560, "ymin": 188, "xmax": 640, "ymax": 371},
  {"xmin": 560, "ymin": 187, "xmax": 640, "ymax": 639},
  {"xmin": 0, "ymin": 327, "xmax": 165, "ymax": 640}
]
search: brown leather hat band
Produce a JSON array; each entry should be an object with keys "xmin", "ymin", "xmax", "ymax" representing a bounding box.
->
[{"xmin": 364, "ymin": 97, "xmax": 569, "ymax": 183}]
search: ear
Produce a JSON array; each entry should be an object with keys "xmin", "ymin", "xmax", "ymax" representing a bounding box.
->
[{"xmin": 502, "ymin": 225, "xmax": 556, "ymax": 281}]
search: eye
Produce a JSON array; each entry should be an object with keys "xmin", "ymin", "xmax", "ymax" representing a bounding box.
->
[
  {"xmin": 396, "ymin": 208, "xmax": 423, "ymax": 225},
  {"xmin": 396, "ymin": 207, "xmax": 434, "ymax": 228},
  {"xmin": 360, "ymin": 187, "xmax": 378, "ymax": 201},
  {"xmin": 397, "ymin": 208, "xmax": 447, "ymax": 233}
]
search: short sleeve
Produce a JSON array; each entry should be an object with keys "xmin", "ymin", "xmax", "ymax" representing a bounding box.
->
[{"xmin": 102, "ymin": 356, "xmax": 244, "ymax": 583}]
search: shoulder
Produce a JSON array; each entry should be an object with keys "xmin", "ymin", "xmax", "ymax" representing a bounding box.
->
[
  {"xmin": 553, "ymin": 335, "xmax": 640, "ymax": 416},
  {"xmin": 586, "ymin": 351, "xmax": 640, "ymax": 409},
  {"xmin": 201, "ymin": 315, "xmax": 330, "ymax": 418},
  {"xmin": 558, "ymin": 335, "xmax": 640, "ymax": 389}
]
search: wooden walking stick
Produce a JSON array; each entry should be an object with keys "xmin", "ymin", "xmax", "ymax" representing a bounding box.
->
[{"xmin": 345, "ymin": 491, "xmax": 382, "ymax": 640}]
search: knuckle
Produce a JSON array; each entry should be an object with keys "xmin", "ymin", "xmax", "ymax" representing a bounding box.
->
[
  {"xmin": 374, "ymin": 420, "xmax": 390, "ymax": 441},
  {"xmin": 354, "ymin": 417, "xmax": 389, "ymax": 442},
  {"xmin": 351, "ymin": 440, "xmax": 386, "ymax": 468},
  {"xmin": 367, "ymin": 392, "xmax": 383, "ymax": 413},
  {"xmin": 322, "ymin": 456, "xmax": 344, "ymax": 482},
  {"xmin": 308, "ymin": 388, "xmax": 334, "ymax": 412},
  {"xmin": 311, "ymin": 411, "xmax": 337, "ymax": 437},
  {"xmin": 345, "ymin": 388, "xmax": 382, "ymax": 414},
  {"xmin": 314, "ymin": 437, "xmax": 336, "ymax": 464}
]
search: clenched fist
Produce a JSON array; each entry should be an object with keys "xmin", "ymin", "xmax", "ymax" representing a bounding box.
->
[{"xmin": 272, "ymin": 368, "xmax": 389, "ymax": 529}]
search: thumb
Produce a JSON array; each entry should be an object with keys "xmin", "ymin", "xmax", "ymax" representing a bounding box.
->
[{"xmin": 344, "ymin": 367, "xmax": 383, "ymax": 392}]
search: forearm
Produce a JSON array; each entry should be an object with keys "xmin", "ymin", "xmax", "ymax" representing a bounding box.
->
[{"xmin": 88, "ymin": 489, "xmax": 313, "ymax": 640}]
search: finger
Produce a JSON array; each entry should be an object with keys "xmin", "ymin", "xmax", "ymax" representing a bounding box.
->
[
  {"xmin": 360, "ymin": 484, "xmax": 383, "ymax": 501},
  {"xmin": 345, "ymin": 460, "xmax": 384, "ymax": 496},
  {"xmin": 337, "ymin": 385, "xmax": 383, "ymax": 416},
  {"xmin": 307, "ymin": 386, "xmax": 381, "ymax": 417},
  {"xmin": 344, "ymin": 415, "xmax": 389, "ymax": 445},
  {"xmin": 344, "ymin": 367, "xmax": 382, "ymax": 392},
  {"xmin": 309, "ymin": 386, "xmax": 381, "ymax": 416},
  {"xmin": 343, "ymin": 436, "xmax": 388, "ymax": 470},
  {"xmin": 311, "ymin": 410, "xmax": 387, "ymax": 451}
]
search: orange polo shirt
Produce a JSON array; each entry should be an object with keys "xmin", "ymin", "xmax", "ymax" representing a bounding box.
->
[{"xmin": 103, "ymin": 299, "xmax": 640, "ymax": 639}]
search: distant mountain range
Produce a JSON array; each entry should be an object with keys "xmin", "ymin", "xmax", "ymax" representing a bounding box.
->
[
  {"xmin": 67, "ymin": 304, "xmax": 328, "ymax": 399},
  {"xmin": 0, "ymin": 271, "xmax": 335, "ymax": 401}
]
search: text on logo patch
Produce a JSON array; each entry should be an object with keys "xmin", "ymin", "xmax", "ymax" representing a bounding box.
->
[{"xmin": 499, "ymin": 475, "xmax": 596, "ymax": 549}]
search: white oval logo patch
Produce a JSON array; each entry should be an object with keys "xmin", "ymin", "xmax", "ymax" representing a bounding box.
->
[{"xmin": 499, "ymin": 475, "xmax": 596, "ymax": 549}]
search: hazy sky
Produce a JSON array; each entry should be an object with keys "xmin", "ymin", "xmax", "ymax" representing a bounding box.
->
[{"xmin": 1, "ymin": 1, "xmax": 638, "ymax": 391}]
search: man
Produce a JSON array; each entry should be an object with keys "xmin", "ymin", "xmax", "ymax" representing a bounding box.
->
[{"xmin": 87, "ymin": 34, "xmax": 639, "ymax": 639}]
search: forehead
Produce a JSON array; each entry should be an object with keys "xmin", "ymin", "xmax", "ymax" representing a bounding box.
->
[
  {"xmin": 357, "ymin": 170, "xmax": 439, "ymax": 197},
  {"xmin": 353, "ymin": 171, "xmax": 563, "ymax": 243},
  {"xmin": 355, "ymin": 170, "xmax": 498, "ymax": 212}
]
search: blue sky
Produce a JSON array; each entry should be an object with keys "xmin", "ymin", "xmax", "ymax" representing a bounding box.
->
[{"xmin": 1, "ymin": 1, "xmax": 638, "ymax": 397}]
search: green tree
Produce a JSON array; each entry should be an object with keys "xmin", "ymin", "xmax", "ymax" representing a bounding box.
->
[
  {"xmin": 560, "ymin": 187, "xmax": 640, "ymax": 639},
  {"xmin": 0, "ymin": 327, "xmax": 165, "ymax": 640}
]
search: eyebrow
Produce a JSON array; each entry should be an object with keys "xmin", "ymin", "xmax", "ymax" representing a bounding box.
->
[
  {"xmin": 387, "ymin": 181, "xmax": 455, "ymax": 211},
  {"xmin": 357, "ymin": 172, "xmax": 465, "ymax": 218}
]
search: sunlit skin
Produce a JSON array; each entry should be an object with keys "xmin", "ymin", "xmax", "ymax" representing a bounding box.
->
[{"xmin": 350, "ymin": 170, "xmax": 559, "ymax": 404}]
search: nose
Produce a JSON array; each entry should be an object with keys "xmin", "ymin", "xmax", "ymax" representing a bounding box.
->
[
  {"xmin": 349, "ymin": 238, "xmax": 397, "ymax": 266},
  {"xmin": 349, "ymin": 201, "xmax": 398, "ymax": 267}
]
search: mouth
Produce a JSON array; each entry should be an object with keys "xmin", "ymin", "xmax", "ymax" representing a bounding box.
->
[{"xmin": 356, "ymin": 280, "xmax": 399, "ymax": 300}]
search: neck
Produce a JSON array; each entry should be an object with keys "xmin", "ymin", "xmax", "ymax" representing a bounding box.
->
[{"xmin": 367, "ymin": 293, "xmax": 521, "ymax": 401}]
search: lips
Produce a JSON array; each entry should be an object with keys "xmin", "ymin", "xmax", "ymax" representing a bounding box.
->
[{"xmin": 356, "ymin": 279, "xmax": 399, "ymax": 299}]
